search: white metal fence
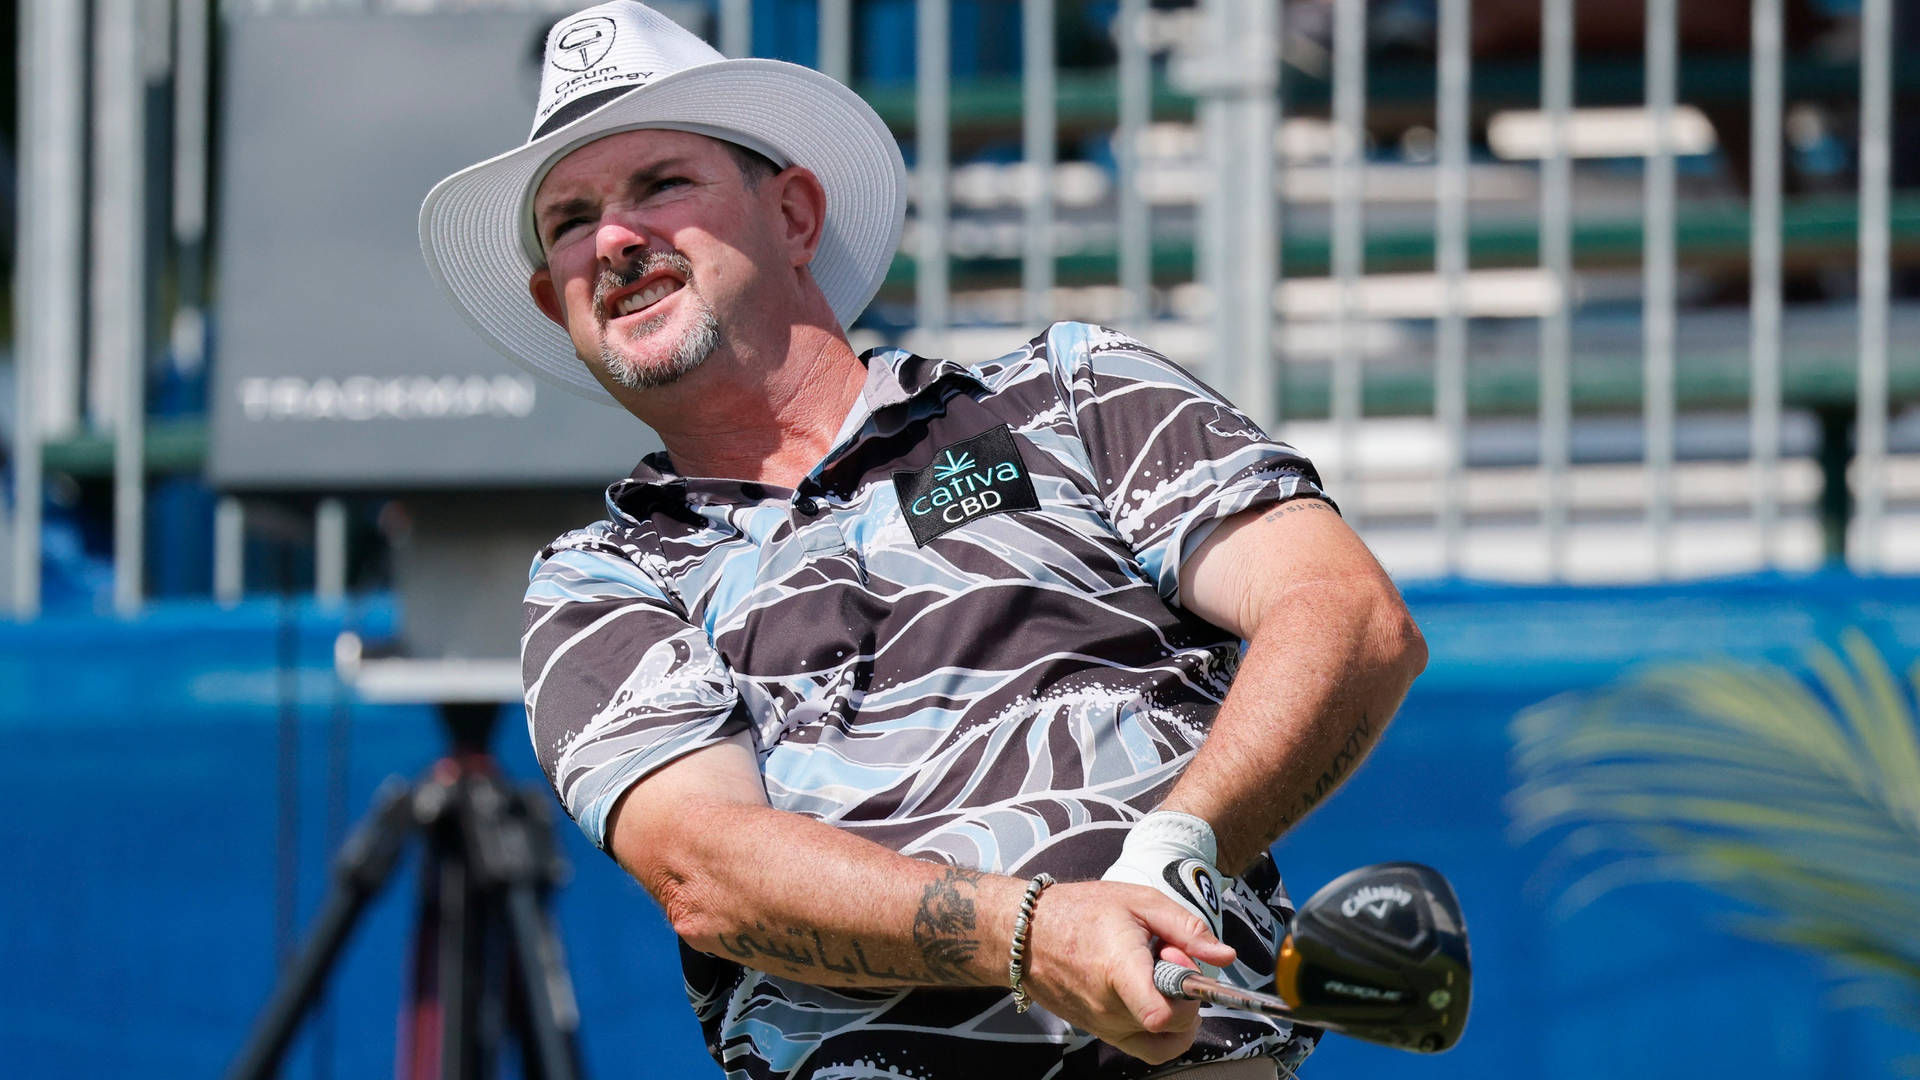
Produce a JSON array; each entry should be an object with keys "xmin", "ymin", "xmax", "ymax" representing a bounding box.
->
[{"xmin": 8, "ymin": 0, "xmax": 1914, "ymax": 616}]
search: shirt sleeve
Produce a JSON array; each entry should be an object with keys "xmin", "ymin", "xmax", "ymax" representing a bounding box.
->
[
  {"xmin": 521, "ymin": 531, "xmax": 750, "ymax": 850},
  {"xmin": 1044, "ymin": 323, "xmax": 1331, "ymax": 603}
]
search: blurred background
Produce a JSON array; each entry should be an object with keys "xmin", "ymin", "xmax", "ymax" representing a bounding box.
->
[{"xmin": 4, "ymin": 0, "xmax": 1919, "ymax": 1076}]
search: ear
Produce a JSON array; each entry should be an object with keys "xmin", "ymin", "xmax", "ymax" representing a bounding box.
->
[
  {"xmin": 770, "ymin": 166, "xmax": 828, "ymax": 269},
  {"xmin": 528, "ymin": 266, "xmax": 567, "ymax": 327}
]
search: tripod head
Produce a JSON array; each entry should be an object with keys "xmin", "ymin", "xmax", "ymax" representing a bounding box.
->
[
  {"xmin": 439, "ymin": 701, "xmax": 502, "ymax": 755},
  {"xmin": 336, "ymin": 632, "xmax": 524, "ymax": 755}
]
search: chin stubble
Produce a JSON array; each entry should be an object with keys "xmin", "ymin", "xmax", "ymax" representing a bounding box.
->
[{"xmin": 590, "ymin": 250, "xmax": 722, "ymax": 391}]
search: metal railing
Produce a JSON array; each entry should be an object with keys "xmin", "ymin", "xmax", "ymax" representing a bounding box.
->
[
  {"xmin": 8, "ymin": 0, "xmax": 1912, "ymax": 617},
  {"xmin": 883, "ymin": 0, "xmax": 1906, "ymax": 582}
]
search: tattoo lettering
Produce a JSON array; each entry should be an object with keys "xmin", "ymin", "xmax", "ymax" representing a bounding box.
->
[
  {"xmin": 1279, "ymin": 711, "xmax": 1376, "ymax": 831},
  {"xmin": 716, "ymin": 924, "xmax": 916, "ymax": 983},
  {"xmin": 816, "ymin": 929, "xmax": 857, "ymax": 975},
  {"xmin": 717, "ymin": 922, "xmax": 818, "ymax": 968},
  {"xmin": 1260, "ymin": 499, "xmax": 1335, "ymax": 525},
  {"xmin": 911, "ymin": 867, "xmax": 984, "ymax": 984}
]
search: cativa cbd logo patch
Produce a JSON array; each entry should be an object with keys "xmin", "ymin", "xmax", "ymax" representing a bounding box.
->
[{"xmin": 891, "ymin": 425, "xmax": 1039, "ymax": 546}]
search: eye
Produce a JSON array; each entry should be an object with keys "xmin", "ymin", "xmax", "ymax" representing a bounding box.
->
[
  {"xmin": 546, "ymin": 216, "xmax": 590, "ymax": 244},
  {"xmin": 650, "ymin": 176, "xmax": 690, "ymax": 195}
]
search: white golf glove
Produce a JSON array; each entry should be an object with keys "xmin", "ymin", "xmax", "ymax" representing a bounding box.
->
[{"xmin": 1101, "ymin": 810, "xmax": 1229, "ymax": 977}]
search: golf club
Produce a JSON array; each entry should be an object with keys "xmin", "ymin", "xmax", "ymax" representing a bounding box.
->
[{"xmin": 1155, "ymin": 862, "xmax": 1471, "ymax": 1053}]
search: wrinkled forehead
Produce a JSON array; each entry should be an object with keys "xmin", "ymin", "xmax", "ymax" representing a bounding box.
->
[{"xmin": 533, "ymin": 127, "xmax": 728, "ymax": 203}]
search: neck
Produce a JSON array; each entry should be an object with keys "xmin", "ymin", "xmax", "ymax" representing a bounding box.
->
[{"xmin": 625, "ymin": 322, "xmax": 868, "ymax": 487}]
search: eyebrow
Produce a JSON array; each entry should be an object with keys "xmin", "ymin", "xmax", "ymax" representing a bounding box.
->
[{"xmin": 535, "ymin": 157, "xmax": 695, "ymax": 231}]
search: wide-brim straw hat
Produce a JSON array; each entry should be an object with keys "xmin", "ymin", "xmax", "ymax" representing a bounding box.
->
[{"xmin": 419, "ymin": 1, "xmax": 907, "ymax": 403}]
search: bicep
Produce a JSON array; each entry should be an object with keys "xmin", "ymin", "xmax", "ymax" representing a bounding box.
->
[
  {"xmin": 605, "ymin": 730, "xmax": 770, "ymax": 882},
  {"xmin": 523, "ymin": 546, "xmax": 751, "ymax": 849},
  {"xmin": 1177, "ymin": 497, "xmax": 1399, "ymax": 639}
]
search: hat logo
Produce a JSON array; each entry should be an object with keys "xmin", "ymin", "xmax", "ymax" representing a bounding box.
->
[{"xmin": 551, "ymin": 16, "xmax": 616, "ymax": 72}]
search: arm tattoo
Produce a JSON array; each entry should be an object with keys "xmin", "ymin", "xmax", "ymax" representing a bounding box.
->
[
  {"xmin": 1261, "ymin": 499, "xmax": 1335, "ymax": 525},
  {"xmin": 714, "ymin": 925, "xmax": 919, "ymax": 984},
  {"xmin": 911, "ymin": 867, "xmax": 985, "ymax": 984},
  {"xmin": 1278, "ymin": 710, "xmax": 1376, "ymax": 832},
  {"xmin": 709, "ymin": 867, "xmax": 987, "ymax": 987}
]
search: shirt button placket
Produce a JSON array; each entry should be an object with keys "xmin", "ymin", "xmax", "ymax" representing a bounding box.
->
[{"xmin": 792, "ymin": 493, "xmax": 861, "ymax": 579}]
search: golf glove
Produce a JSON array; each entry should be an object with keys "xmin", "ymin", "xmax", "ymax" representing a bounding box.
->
[{"xmin": 1101, "ymin": 810, "xmax": 1228, "ymax": 977}]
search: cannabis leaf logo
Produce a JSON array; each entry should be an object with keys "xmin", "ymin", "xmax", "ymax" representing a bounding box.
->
[{"xmin": 933, "ymin": 450, "xmax": 976, "ymax": 480}]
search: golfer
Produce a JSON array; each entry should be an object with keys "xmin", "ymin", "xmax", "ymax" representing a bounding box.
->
[{"xmin": 420, "ymin": 4, "xmax": 1426, "ymax": 1077}]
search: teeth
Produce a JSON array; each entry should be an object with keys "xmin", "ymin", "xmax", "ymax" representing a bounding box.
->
[{"xmin": 616, "ymin": 279, "xmax": 679, "ymax": 316}]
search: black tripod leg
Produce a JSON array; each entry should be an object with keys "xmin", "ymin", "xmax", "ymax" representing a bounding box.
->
[
  {"xmin": 473, "ymin": 890, "xmax": 511, "ymax": 1080},
  {"xmin": 441, "ymin": 848, "xmax": 480, "ymax": 1080},
  {"xmin": 227, "ymin": 780, "xmax": 420, "ymax": 1080},
  {"xmin": 500, "ymin": 882, "xmax": 584, "ymax": 1080},
  {"xmin": 462, "ymin": 777, "xmax": 583, "ymax": 1080},
  {"xmin": 401, "ymin": 814, "xmax": 486, "ymax": 1080}
]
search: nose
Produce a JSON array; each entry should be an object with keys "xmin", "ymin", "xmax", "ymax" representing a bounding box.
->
[{"xmin": 594, "ymin": 209, "xmax": 658, "ymax": 268}]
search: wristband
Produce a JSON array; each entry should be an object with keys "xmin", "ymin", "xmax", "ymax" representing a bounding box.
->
[{"xmin": 1007, "ymin": 872, "xmax": 1057, "ymax": 1013}]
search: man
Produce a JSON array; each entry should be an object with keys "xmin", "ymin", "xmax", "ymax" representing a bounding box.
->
[{"xmin": 419, "ymin": 4, "xmax": 1426, "ymax": 1078}]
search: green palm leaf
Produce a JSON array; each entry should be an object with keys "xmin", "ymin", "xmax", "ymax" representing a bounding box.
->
[{"xmin": 1508, "ymin": 628, "xmax": 1920, "ymax": 1030}]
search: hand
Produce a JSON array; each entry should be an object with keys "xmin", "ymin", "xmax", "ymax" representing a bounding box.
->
[
  {"xmin": 1101, "ymin": 811, "xmax": 1229, "ymax": 976},
  {"xmin": 1018, "ymin": 880, "xmax": 1237, "ymax": 1065}
]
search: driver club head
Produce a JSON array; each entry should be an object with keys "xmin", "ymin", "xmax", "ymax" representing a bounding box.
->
[{"xmin": 1277, "ymin": 862, "xmax": 1472, "ymax": 1053}]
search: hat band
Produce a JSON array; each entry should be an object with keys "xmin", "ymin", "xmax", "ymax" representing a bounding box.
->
[{"xmin": 533, "ymin": 85, "xmax": 639, "ymax": 140}]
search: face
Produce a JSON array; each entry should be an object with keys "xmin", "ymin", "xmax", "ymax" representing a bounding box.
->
[{"xmin": 528, "ymin": 130, "xmax": 776, "ymax": 395}]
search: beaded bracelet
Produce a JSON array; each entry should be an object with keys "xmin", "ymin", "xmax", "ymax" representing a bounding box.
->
[{"xmin": 1007, "ymin": 872, "xmax": 1057, "ymax": 1013}]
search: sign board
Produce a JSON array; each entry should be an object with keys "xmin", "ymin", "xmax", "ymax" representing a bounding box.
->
[{"xmin": 208, "ymin": 11, "xmax": 671, "ymax": 489}]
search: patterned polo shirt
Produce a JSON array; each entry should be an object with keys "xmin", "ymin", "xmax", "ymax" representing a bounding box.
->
[{"xmin": 522, "ymin": 322, "xmax": 1330, "ymax": 1079}]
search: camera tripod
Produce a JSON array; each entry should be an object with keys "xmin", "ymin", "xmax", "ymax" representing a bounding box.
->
[{"xmin": 228, "ymin": 701, "xmax": 584, "ymax": 1080}]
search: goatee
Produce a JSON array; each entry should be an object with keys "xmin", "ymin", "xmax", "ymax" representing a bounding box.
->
[{"xmin": 590, "ymin": 250, "xmax": 721, "ymax": 391}]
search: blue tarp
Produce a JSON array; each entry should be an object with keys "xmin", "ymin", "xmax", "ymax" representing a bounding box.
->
[{"xmin": 2, "ymin": 574, "xmax": 1917, "ymax": 1078}]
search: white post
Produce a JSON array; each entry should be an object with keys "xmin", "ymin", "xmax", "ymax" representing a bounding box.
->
[
  {"xmin": 1435, "ymin": 0, "xmax": 1471, "ymax": 574},
  {"xmin": 94, "ymin": 0, "xmax": 148, "ymax": 615},
  {"xmin": 1539, "ymin": 0, "xmax": 1574, "ymax": 579},
  {"xmin": 215, "ymin": 496, "xmax": 245, "ymax": 609},
  {"xmin": 20, "ymin": 0, "xmax": 85, "ymax": 447},
  {"xmin": 12, "ymin": 0, "xmax": 88, "ymax": 616},
  {"xmin": 1856, "ymin": 0, "xmax": 1892, "ymax": 569},
  {"xmin": 1234, "ymin": 0, "xmax": 1279, "ymax": 431},
  {"xmin": 1023, "ymin": 0, "xmax": 1058, "ymax": 326},
  {"xmin": 1116, "ymin": 0, "xmax": 1152, "ymax": 332},
  {"xmin": 721, "ymin": 0, "xmax": 752, "ymax": 58},
  {"xmin": 819, "ymin": 0, "xmax": 853, "ymax": 83},
  {"xmin": 1193, "ymin": 0, "xmax": 1279, "ymax": 429},
  {"xmin": 173, "ymin": 0, "xmax": 213, "ymax": 387},
  {"xmin": 316, "ymin": 498, "xmax": 348, "ymax": 607},
  {"xmin": 1331, "ymin": 0, "xmax": 1367, "ymax": 518},
  {"xmin": 1750, "ymin": 0, "xmax": 1783, "ymax": 566},
  {"xmin": 1643, "ymin": 0, "xmax": 1677, "ymax": 577},
  {"xmin": 916, "ymin": 0, "xmax": 951, "ymax": 352},
  {"xmin": 1196, "ymin": 0, "xmax": 1233, "ymax": 394}
]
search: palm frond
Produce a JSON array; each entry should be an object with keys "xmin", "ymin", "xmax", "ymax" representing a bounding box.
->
[{"xmin": 1509, "ymin": 629, "xmax": 1920, "ymax": 1031}]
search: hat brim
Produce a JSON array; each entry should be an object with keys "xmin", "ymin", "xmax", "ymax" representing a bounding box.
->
[{"xmin": 419, "ymin": 59, "xmax": 906, "ymax": 404}]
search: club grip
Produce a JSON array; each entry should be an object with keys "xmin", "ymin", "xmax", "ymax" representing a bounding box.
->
[{"xmin": 1153, "ymin": 960, "xmax": 1198, "ymax": 999}]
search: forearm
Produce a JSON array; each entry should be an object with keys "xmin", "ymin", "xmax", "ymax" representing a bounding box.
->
[
  {"xmin": 615, "ymin": 791, "xmax": 1025, "ymax": 989},
  {"xmin": 1161, "ymin": 576, "xmax": 1426, "ymax": 873}
]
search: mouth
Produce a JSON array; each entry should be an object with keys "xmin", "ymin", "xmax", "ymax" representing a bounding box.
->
[{"xmin": 603, "ymin": 271, "xmax": 686, "ymax": 324}]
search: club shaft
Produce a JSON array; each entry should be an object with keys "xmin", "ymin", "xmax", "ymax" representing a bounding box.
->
[
  {"xmin": 1154, "ymin": 961, "xmax": 1297, "ymax": 1017},
  {"xmin": 1155, "ymin": 960, "xmax": 1376, "ymax": 1045}
]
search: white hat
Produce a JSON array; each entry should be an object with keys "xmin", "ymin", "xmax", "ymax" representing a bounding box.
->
[{"xmin": 418, "ymin": 1, "xmax": 907, "ymax": 403}]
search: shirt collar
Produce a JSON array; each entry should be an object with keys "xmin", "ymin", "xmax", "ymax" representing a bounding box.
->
[
  {"xmin": 607, "ymin": 347, "xmax": 984, "ymax": 520},
  {"xmin": 858, "ymin": 347, "xmax": 982, "ymax": 412}
]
